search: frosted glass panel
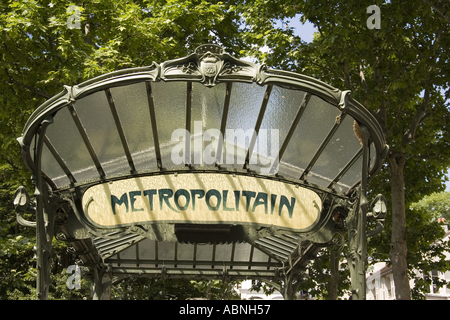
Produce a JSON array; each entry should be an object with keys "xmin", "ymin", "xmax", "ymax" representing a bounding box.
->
[
  {"xmin": 138, "ymin": 238, "xmax": 155, "ymax": 260},
  {"xmin": 233, "ymin": 243, "xmax": 251, "ymax": 261},
  {"xmin": 221, "ymin": 83, "xmax": 266, "ymax": 168},
  {"xmin": 334, "ymin": 142, "xmax": 376, "ymax": 193},
  {"xmin": 73, "ymin": 91, "xmax": 129, "ymax": 177},
  {"xmin": 335, "ymin": 156, "xmax": 362, "ymax": 193},
  {"xmin": 177, "ymin": 243, "xmax": 195, "ymax": 261},
  {"xmin": 214, "ymin": 243, "xmax": 233, "ymax": 261},
  {"xmin": 249, "ymin": 86, "xmax": 305, "ymax": 173},
  {"xmin": 41, "ymin": 143, "xmax": 70, "ymax": 187},
  {"xmin": 190, "ymin": 82, "xmax": 226, "ymax": 166},
  {"xmin": 158, "ymin": 242, "xmax": 175, "ymax": 260},
  {"xmin": 151, "ymin": 81, "xmax": 187, "ymax": 168},
  {"xmin": 110, "ymin": 82, "xmax": 158, "ymax": 171},
  {"xmin": 251, "ymin": 247, "xmax": 271, "ymax": 270},
  {"xmin": 119, "ymin": 245, "xmax": 136, "ymax": 259},
  {"xmin": 310, "ymin": 116, "xmax": 362, "ymax": 187},
  {"xmin": 45, "ymin": 106, "xmax": 98, "ymax": 182},
  {"xmin": 196, "ymin": 244, "xmax": 213, "ymax": 261},
  {"xmin": 278, "ymin": 95, "xmax": 341, "ymax": 178},
  {"xmin": 233, "ymin": 243, "xmax": 252, "ymax": 269}
]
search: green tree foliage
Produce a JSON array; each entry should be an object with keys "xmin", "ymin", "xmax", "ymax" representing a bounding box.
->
[
  {"xmin": 408, "ymin": 191, "xmax": 450, "ymax": 299},
  {"xmin": 293, "ymin": 249, "xmax": 351, "ymax": 300},
  {"xmin": 0, "ymin": 164, "xmax": 35, "ymax": 299},
  {"xmin": 110, "ymin": 278, "xmax": 240, "ymax": 300},
  {"xmin": 410, "ymin": 191, "xmax": 450, "ymax": 221}
]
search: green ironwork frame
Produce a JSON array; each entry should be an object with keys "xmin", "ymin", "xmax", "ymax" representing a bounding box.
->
[{"xmin": 14, "ymin": 44, "xmax": 388, "ymax": 300}]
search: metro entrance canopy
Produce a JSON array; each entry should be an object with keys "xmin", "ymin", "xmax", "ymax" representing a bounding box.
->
[{"xmin": 14, "ymin": 44, "xmax": 388, "ymax": 300}]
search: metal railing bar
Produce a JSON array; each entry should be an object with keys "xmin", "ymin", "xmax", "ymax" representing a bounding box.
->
[
  {"xmin": 300, "ymin": 112, "xmax": 348, "ymax": 180},
  {"xmin": 145, "ymin": 81, "xmax": 162, "ymax": 169},
  {"xmin": 328, "ymin": 147, "xmax": 363, "ymax": 189},
  {"xmin": 68, "ymin": 104, "xmax": 105, "ymax": 179},
  {"xmin": 229, "ymin": 242, "xmax": 236, "ymax": 270},
  {"xmin": 255, "ymin": 238, "xmax": 292, "ymax": 257},
  {"xmin": 185, "ymin": 81, "xmax": 193, "ymax": 167},
  {"xmin": 256, "ymin": 240, "xmax": 290, "ymax": 260},
  {"xmin": 94, "ymin": 234, "xmax": 142, "ymax": 250},
  {"xmin": 155, "ymin": 241, "xmax": 159, "ymax": 268},
  {"xmin": 110, "ymin": 267, "xmax": 279, "ymax": 278},
  {"xmin": 216, "ymin": 82, "xmax": 232, "ymax": 165},
  {"xmin": 265, "ymin": 235, "xmax": 298, "ymax": 250},
  {"xmin": 211, "ymin": 243, "xmax": 217, "ymax": 269},
  {"xmin": 174, "ymin": 242, "xmax": 178, "ymax": 268},
  {"xmin": 43, "ymin": 135, "xmax": 76, "ymax": 185},
  {"xmin": 278, "ymin": 92, "xmax": 311, "ymax": 162},
  {"xmin": 276, "ymin": 233, "xmax": 301, "ymax": 242},
  {"xmin": 244, "ymin": 84, "xmax": 273, "ymax": 169},
  {"xmin": 105, "ymin": 88, "xmax": 137, "ymax": 174},
  {"xmin": 248, "ymin": 245, "xmax": 255, "ymax": 270},
  {"xmin": 267, "ymin": 255, "xmax": 272, "ymax": 270},
  {"xmin": 106, "ymin": 259, "xmax": 280, "ymax": 268},
  {"xmin": 193, "ymin": 243, "xmax": 197, "ymax": 269},
  {"xmin": 136, "ymin": 241, "xmax": 140, "ymax": 268}
]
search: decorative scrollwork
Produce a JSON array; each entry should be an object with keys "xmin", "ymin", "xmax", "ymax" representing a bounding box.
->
[
  {"xmin": 220, "ymin": 62, "xmax": 243, "ymax": 76},
  {"xmin": 330, "ymin": 231, "xmax": 346, "ymax": 252},
  {"xmin": 14, "ymin": 186, "xmax": 37, "ymax": 228},
  {"xmin": 161, "ymin": 44, "xmax": 259, "ymax": 87},
  {"xmin": 181, "ymin": 62, "xmax": 198, "ymax": 75}
]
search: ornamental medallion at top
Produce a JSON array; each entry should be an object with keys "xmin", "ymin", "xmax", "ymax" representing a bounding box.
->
[{"xmin": 161, "ymin": 44, "xmax": 261, "ymax": 87}]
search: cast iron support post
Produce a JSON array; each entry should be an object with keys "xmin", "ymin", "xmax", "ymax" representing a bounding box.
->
[
  {"xmin": 34, "ymin": 118, "xmax": 56, "ymax": 300},
  {"xmin": 90, "ymin": 266, "xmax": 112, "ymax": 300},
  {"xmin": 347, "ymin": 124, "xmax": 370, "ymax": 300},
  {"xmin": 281, "ymin": 268, "xmax": 303, "ymax": 300},
  {"xmin": 329, "ymin": 249, "xmax": 340, "ymax": 300}
]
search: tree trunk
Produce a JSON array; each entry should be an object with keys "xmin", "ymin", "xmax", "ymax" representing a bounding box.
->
[{"xmin": 388, "ymin": 154, "xmax": 411, "ymax": 300}]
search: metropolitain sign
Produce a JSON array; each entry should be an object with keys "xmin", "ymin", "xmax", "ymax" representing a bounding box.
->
[{"xmin": 82, "ymin": 173, "xmax": 322, "ymax": 231}]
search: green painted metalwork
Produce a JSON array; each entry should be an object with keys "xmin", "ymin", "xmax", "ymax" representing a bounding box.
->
[{"xmin": 14, "ymin": 45, "xmax": 388, "ymax": 300}]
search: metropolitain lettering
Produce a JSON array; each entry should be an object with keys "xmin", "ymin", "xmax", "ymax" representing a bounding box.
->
[{"xmin": 110, "ymin": 188, "xmax": 296, "ymax": 218}]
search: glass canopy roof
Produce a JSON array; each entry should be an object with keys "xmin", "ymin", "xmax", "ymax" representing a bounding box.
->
[
  {"xmin": 23, "ymin": 71, "xmax": 384, "ymax": 195},
  {"xmin": 17, "ymin": 45, "xmax": 388, "ymax": 290}
]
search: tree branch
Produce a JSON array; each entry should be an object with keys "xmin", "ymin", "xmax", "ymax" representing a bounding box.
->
[
  {"xmin": 390, "ymin": 150, "xmax": 439, "ymax": 160},
  {"xmin": 303, "ymin": 58, "xmax": 345, "ymax": 83},
  {"xmin": 388, "ymin": 83, "xmax": 412, "ymax": 137},
  {"xmin": 423, "ymin": 0, "xmax": 450, "ymax": 24},
  {"xmin": 342, "ymin": 59, "xmax": 352, "ymax": 91},
  {"xmin": 4, "ymin": 158, "xmax": 20, "ymax": 171},
  {"xmin": 12, "ymin": 79, "xmax": 51, "ymax": 99},
  {"xmin": 376, "ymin": 100, "xmax": 389, "ymax": 138},
  {"xmin": 4, "ymin": 68, "xmax": 51, "ymax": 99},
  {"xmin": 401, "ymin": 88, "xmax": 430, "ymax": 146},
  {"xmin": 397, "ymin": 21, "xmax": 443, "ymax": 146}
]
